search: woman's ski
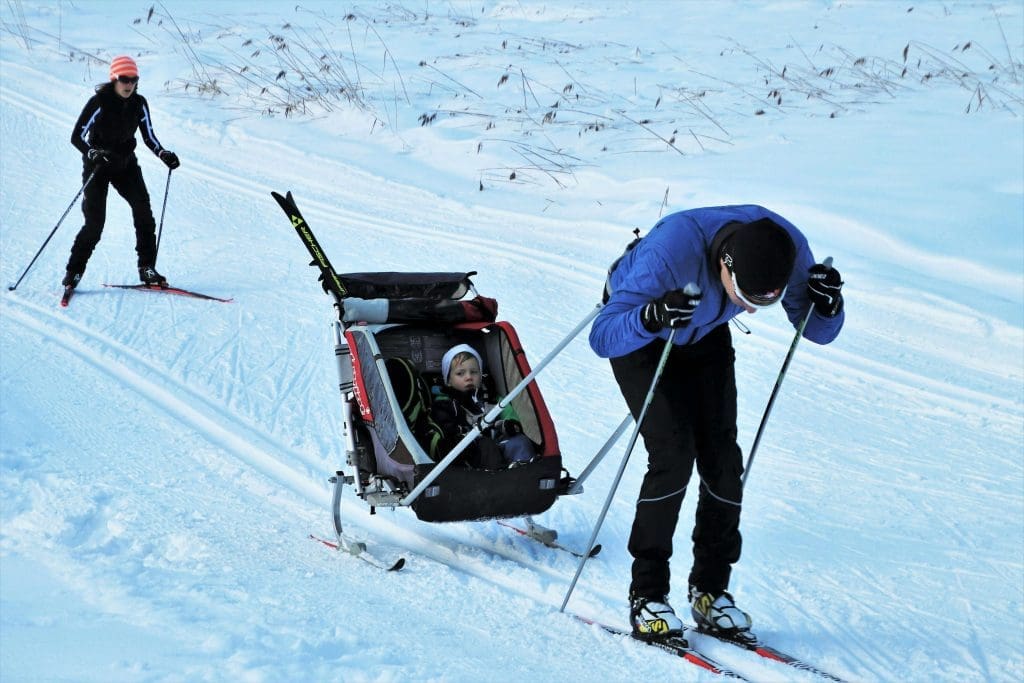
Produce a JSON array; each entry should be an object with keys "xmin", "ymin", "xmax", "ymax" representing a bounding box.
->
[{"xmin": 102, "ymin": 283, "xmax": 233, "ymax": 302}]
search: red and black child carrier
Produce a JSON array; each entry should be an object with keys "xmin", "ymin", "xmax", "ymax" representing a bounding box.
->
[{"xmin": 272, "ymin": 192, "xmax": 579, "ymax": 539}]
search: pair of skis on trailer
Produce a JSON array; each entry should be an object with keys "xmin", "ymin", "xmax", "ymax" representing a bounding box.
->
[{"xmin": 61, "ymin": 282, "xmax": 233, "ymax": 307}]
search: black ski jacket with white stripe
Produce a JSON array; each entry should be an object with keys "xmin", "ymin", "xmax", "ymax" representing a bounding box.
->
[{"xmin": 70, "ymin": 84, "xmax": 166, "ymax": 167}]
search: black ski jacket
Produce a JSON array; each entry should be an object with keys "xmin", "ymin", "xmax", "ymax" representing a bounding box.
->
[{"xmin": 70, "ymin": 84, "xmax": 166, "ymax": 167}]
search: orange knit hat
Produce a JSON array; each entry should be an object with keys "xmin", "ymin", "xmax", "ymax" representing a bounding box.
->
[{"xmin": 109, "ymin": 55, "xmax": 139, "ymax": 80}]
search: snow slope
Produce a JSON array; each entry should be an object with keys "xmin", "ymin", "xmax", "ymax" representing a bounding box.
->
[{"xmin": 2, "ymin": 2, "xmax": 1022, "ymax": 681}]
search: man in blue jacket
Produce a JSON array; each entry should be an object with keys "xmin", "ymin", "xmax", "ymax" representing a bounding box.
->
[{"xmin": 589, "ymin": 205, "xmax": 844, "ymax": 640}]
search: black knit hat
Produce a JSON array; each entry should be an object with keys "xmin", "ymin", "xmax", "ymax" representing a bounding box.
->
[{"xmin": 723, "ymin": 218, "xmax": 796, "ymax": 294}]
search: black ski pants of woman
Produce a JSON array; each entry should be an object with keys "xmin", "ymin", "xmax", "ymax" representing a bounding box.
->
[
  {"xmin": 610, "ymin": 323, "xmax": 743, "ymax": 602},
  {"xmin": 66, "ymin": 160, "xmax": 157, "ymax": 276}
]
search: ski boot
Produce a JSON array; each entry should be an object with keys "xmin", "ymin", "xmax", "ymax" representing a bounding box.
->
[
  {"xmin": 60, "ymin": 271, "xmax": 82, "ymax": 307},
  {"xmin": 630, "ymin": 594, "xmax": 685, "ymax": 641},
  {"xmin": 138, "ymin": 266, "xmax": 168, "ymax": 288},
  {"xmin": 689, "ymin": 587, "xmax": 753, "ymax": 642}
]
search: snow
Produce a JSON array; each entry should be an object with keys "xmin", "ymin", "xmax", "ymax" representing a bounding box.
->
[{"xmin": 1, "ymin": 1, "xmax": 1022, "ymax": 680}]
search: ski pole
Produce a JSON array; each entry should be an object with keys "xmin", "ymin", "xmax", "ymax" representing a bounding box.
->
[
  {"xmin": 7, "ymin": 170, "xmax": 97, "ymax": 291},
  {"xmin": 741, "ymin": 256, "xmax": 833, "ymax": 488},
  {"xmin": 560, "ymin": 325, "xmax": 679, "ymax": 613},
  {"xmin": 154, "ymin": 168, "xmax": 172, "ymax": 265}
]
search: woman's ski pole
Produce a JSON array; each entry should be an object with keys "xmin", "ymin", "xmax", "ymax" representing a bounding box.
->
[
  {"xmin": 154, "ymin": 168, "xmax": 172, "ymax": 264},
  {"xmin": 8, "ymin": 170, "xmax": 97, "ymax": 291},
  {"xmin": 741, "ymin": 257, "xmax": 834, "ymax": 488}
]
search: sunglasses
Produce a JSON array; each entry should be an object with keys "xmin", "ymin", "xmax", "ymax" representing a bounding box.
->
[
  {"xmin": 116, "ymin": 75, "xmax": 139, "ymax": 84},
  {"xmin": 724, "ymin": 255, "xmax": 785, "ymax": 308}
]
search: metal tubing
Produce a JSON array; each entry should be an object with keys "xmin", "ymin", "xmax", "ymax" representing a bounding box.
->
[{"xmin": 567, "ymin": 413, "xmax": 632, "ymax": 495}]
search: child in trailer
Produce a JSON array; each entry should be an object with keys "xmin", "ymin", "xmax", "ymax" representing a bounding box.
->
[{"xmin": 430, "ymin": 344, "xmax": 536, "ymax": 470}]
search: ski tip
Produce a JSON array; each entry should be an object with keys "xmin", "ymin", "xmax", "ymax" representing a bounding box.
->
[
  {"xmin": 588, "ymin": 544, "xmax": 603, "ymax": 558},
  {"xmin": 388, "ymin": 557, "xmax": 406, "ymax": 572}
]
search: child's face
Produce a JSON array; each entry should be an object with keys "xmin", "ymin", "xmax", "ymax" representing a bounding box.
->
[{"xmin": 447, "ymin": 357, "xmax": 481, "ymax": 393}]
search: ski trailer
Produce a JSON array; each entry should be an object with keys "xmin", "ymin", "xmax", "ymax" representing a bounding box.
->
[{"xmin": 270, "ymin": 191, "xmax": 595, "ymax": 542}]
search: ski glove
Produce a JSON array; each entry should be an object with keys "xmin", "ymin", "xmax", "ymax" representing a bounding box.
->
[
  {"xmin": 807, "ymin": 263, "xmax": 844, "ymax": 317},
  {"xmin": 87, "ymin": 148, "xmax": 111, "ymax": 166},
  {"xmin": 159, "ymin": 150, "xmax": 180, "ymax": 170},
  {"xmin": 641, "ymin": 285, "xmax": 702, "ymax": 332}
]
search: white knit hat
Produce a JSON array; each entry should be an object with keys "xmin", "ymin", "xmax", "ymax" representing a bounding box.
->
[{"xmin": 441, "ymin": 344, "xmax": 482, "ymax": 382}]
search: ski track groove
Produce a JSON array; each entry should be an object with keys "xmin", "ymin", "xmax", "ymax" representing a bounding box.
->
[
  {"xmin": 955, "ymin": 570, "xmax": 995, "ymax": 682},
  {"xmin": 2, "ymin": 295, "xmax": 326, "ymax": 498}
]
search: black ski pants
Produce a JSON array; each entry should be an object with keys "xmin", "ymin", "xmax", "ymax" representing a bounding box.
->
[
  {"xmin": 66, "ymin": 159, "xmax": 157, "ymax": 276},
  {"xmin": 610, "ymin": 323, "xmax": 743, "ymax": 601}
]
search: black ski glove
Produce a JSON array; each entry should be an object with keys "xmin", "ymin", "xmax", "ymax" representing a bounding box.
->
[
  {"xmin": 641, "ymin": 285, "xmax": 702, "ymax": 332},
  {"xmin": 87, "ymin": 148, "xmax": 111, "ymax": 166},
  {"xmin": 807, "ymin": 264, "xmax": 844, "ymax": 317},
  {"xmin": 159, "ymin": 150, "xmax": 180, "ymax": 169}
]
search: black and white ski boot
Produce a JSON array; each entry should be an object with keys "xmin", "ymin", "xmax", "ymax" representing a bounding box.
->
[
  {"xmin": 60, "ymin": 271, "xmax": 81, "ymax": 307},
  {"xmin": 630, "ymin": 594, "xmax": 685, "ymax": 641},
  {"xmin": 689, "ymin": 587, "xmax": 753, "ymax": 641},
  {"xmin": 138, "ymin": 266, "xmax": 168, "ymax": 287}
]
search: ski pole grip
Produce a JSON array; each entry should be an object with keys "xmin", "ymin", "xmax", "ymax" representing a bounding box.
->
[{"xmin": 822, "ymin": 256, "xmax": 834, "ymax": 270}]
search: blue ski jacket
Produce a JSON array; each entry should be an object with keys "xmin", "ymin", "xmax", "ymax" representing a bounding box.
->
[{"xmin": 589, "ymin": 205, "xmax": 845, "ymax": 359}]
